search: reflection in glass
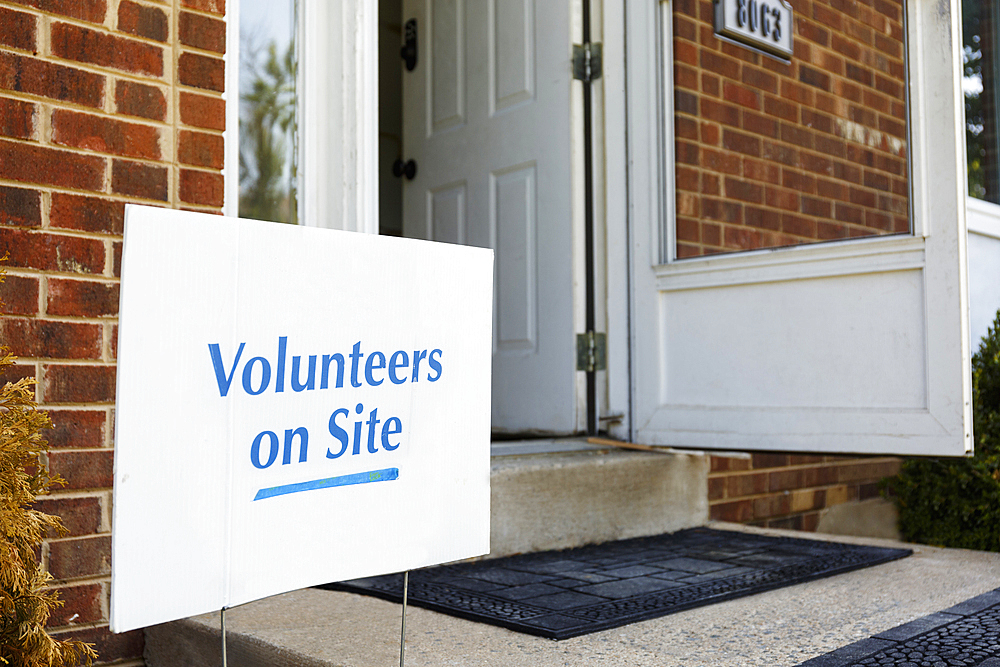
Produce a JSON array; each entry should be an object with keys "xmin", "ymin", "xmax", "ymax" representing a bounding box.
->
[
  {"xmin": 965, "ymin": 0, "xmax": 1000, "ymax": 203},
  {"xmin": 239, "ymin": 0, "xmax": 298, "ymax": 224}
]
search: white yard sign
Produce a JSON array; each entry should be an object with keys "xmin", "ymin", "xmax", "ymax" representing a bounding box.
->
[{"xmin": 111, "ymin": 205, "xmax": 493, "ymax": 633}]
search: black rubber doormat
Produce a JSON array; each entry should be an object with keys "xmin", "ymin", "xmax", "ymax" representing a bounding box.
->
[{"xmin": 321, "ymin": 527, "xmax": 911, "ymax": 640}]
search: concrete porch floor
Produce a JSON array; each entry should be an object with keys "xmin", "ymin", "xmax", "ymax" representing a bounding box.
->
[{"xmin": 145, "ymin": 524, "xmax": 1000, "ymax": 667}]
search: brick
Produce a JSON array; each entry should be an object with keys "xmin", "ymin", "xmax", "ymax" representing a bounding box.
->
[
  {"xmin": 708, "ymin": 476, "xmax": 726, "ymax": 501},
  {"xmin": 676, "ymin": 140, "xmax": 700, "ymax": 165},
  {"xmin": 676, "ymin": 115, "xmax": 698, "ymax": 140},
  {"xmin": 710, "ymin": 499, "xmax": 753, "ymax": 523},
  {"xmin": 751, "ymin": 452, "xmax": 788, "ymax": 469},
  {"xmin": 765, "ymin": 186, "xmax": 799, "ymax": 212},
  {"xmin": 118, "ymin": 0, "xmax": 168, "ymax": 42},
  {"xmin": 33, "ymin": 496, "xmax": 102, "ymax": 537},
  {"xmin": 799, "ymin": 65, "xmax": 831, "ymax": 91},
  {"xmin": 782, "ymin": 214, "xmax": 816, "ymax": 237},
  {"xmin": 111, "ymin": 159, "xmax": 168, "ymax": 201},
  {"xmin": 51, "ymin": 22, "xmax": 163, "ymax": 77},
  {"xmin": 675, "ymin": 62, "xmax": 698, "ymax": 91},
  {"xmin": 50, "ymin": 193, "xmax": 125, "ymax": 235},
  {"xmin": 727, "ymin": 472, "xmax": 767, "ymax": 497},
  {"xmin": 701, "ymin": 172, "xmax": 720, "ymax": 194},
  {"xmin": 112, "ymin": 240, "xmax": 122, "ymax": 277},
  {"xmin": 47, "ymin": 279, "xmax": 120, "ymax": 318},
  {"xmin": 0, "ymin": 318, "xmax": 102, "ymax": 359},
  {"xmin": 782, "ymin": 169, "xmax": 816, "ymax": 193},
  {"xmin": 48, "ymin": 583, "xmax": 104, "ymax": 627},
  {"xmin": 47, "ymin": 534, "xmax": 111, "ymax": 579},
  {"xmin": 813, "ymin": 3, "xmax": 843, "ymax": 31},
  {"xmin": 801, "ymin": 109, "xmax": 832, "ymax": 134},
  {"xmin": 702, "ymin": 198, "xmax": 742, "ymax": 223},
  {"xmin": 817, "ymin": 220, "xmax": 849, "ymax": 239},
  {"xmin": 879, "ymin": 115, "xmax": 905, "ymax": 139},
  {"xmin": 764, "ymin": 95, "xmax": 797, "ymax": 122},
  {"xmin": 0, "ymin": 185, "xmax": 42, "ymax": 227},
  {"xmin": 46, "ymin": 409, "xmax": 106, "ymax": 448},
  {"xmin": 873, "ymin": 31, "xmax": 902, "ymax": 59},
  {"xmin": 675, "ymin": 89, "xmax": 697, "ymax": 115},
  {"xmin": 5, "ymin": 0, "xmax": 106, "ymax": 23},
  {"xmin": 43, "ymin": 364, "xmax": 116, "ymax": 403},
  {"xmin": 676, "ymin": 241, "xmax": 700, "ymax": 258},
  {"xmin": 780, "ymin": 122, "xmax": 814, "ymax": 149},
  {"xmin": 781, "ymin": 80, "xmax": 814, "ymax": 106},
  {"xmin": 0, "ymin": 139, "xmax": 105, "ymax": 191},
  {"xmin": 179, "ymin": 91, "xmax": 226, "ymax": 131},
  {"xmin": 676, "ymin": 166, "xmax": 699, "ymax": 191},
  {"xmin": 768, "ymin": 468, "xmax": 804, "ymax": 491},
  {"xmin": 762, "ymin": 140, "xmax": 798, "ymax": 167},
  {"xmin": 179, "ymin": 129, "xmax": 224, "ymax": 169},
  {"xmin": 0, "ymin": 229, "xmax": 105, "ymax": 274},
  {"xmin": 702, "ymin": 222, "xmax": 721, "ymax": 246},
  {"xmin": 0, "ymin": 274, "xmax": 39, "ymax": 315},
  {"xmin": 722, "ymin": 129, "xmax": 760, "ymax": 157},
  {"xmin": 702, "ymin": 148, "xmax": 741, "ymax": 175},
  {"xmin": 179, "ymin": 11, "xmax": 227, "ymax": 53},
  {"xmin": 742, "ymin": 66, "xmax": 777, "ymax": 94},
  {"xmin": 745, "ymin": 205, "xmax": 780, "ymax": 231},
  {"xmin": 676, "ymin": 213, "xmax": 699, "ymax": 239},
  {"xmin": 48, "ymin": 449, "xmax": 113, "ymax": 490},
  {"xmin": 801, "ymin": 512, "xmax": 820, "ymax": 532},
  {"xmin": 181, "ymin": 0, "xmax": 225, "ymax": 14},
  {"xmin": 802, "ymin": 196, "xmax": 832, "ymax": 217},
  {"xmin": 723, "ymin": 82, "xmax": 760, "ymax": 110},
  {"xmin": 850, "ymin": 185, "xmax": 877, "ymax": 208},
  {"xmin": 179, "ymin": 51, "xmax": 225, "ymax": 92},
  {"xmin": 674, "ymin": 39, "xmax": 698, "ymax": 66},
  {"xmin": 0, "ymin": 97, "xmax": 36, "ymax": 140},
  {"xmin": 743, "ymin": 158, "xmax": 780, "ymax": 184},
  {"xmin": 700, "ymin": 50, "xmax": 740, "ymax": 79},
  {"xmin": 0, "ymin": 51, "xmax": 104, "ymax": 108},
  {"xmin": 700, "ymin": 98, "xmax": 740, "ymax": 127},
  {"xmin": 51, "ymin": 627, "xmax": 143, "ymax": 663},
  {"xmin": 753, "ymin": 493, "xmax": 790, "ymax": 518},
  {"xmin": 701, "ymin": 72, "xmax": 720, "ymax": 97},
  {"xmin": 797, "ymin": 18, "xmax": 829, "ymax": 47},
  {"xmin": 0, "ymin": 6, "xmax": 36, "ymax": 51},
  {"xmin": 725, "ymin": 177, "xmax": 763, "ymax": 203},
  {"xmin": 51, "ymin": 110, "xmax": 161, "ymax": 160},
  {"xmin": 115, "ymin": 80, "xmax": 167, "ymax": 121}
]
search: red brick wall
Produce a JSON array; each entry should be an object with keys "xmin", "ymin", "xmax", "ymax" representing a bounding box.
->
[
  {"xmin": 0, "ymin": 0, "xmax": 226, "ymax": 663},
  {"xmin": 709, "ymin": 452, "xmax": 901, "ymax": 530},
  {"xmin": 674, "ymin": 0, "xmax": 909, "ymax": 257}
]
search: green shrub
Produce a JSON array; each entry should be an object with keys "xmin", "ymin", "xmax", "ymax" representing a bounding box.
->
[{"xmin": 883, "ymin": 309, "xmax": 1000, "ymax": 551}]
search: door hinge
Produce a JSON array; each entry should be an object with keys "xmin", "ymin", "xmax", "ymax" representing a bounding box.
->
[
  {"xmin": 576, "ymin": 331, "xmax": 607, "ymax": 372},
  {"xmin": 572, "ymin": 42, "xmax": 603, "ymax": 83}
]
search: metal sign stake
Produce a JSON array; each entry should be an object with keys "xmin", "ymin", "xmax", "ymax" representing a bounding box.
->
[
  {"xmin": 221, "ymin": 607, "xmax": 228, "ymax": 667},
  {"xmin": 399, "ymin": 571, "xmax": 409, "ymax": 667}
]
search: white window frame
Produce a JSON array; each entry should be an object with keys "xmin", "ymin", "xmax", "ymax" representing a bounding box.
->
[{"xmin": 223, "ymin": 0, "xmax": 379, "ymax": 234}]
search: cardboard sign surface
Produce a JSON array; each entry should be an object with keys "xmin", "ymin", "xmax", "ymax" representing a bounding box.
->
[{"xmin": 111, "ymin": 205, "xmax": 493, "ymax": 633}]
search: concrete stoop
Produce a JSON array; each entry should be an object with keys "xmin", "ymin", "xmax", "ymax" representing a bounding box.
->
[{"xmin": 144, "ymin": 440, "xmax": 711, "ymax": 666}]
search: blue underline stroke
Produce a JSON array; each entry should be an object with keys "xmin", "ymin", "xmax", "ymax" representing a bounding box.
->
[{"xmin": 254, "ymin": 468, "xmax": 399, "ymax": 501}]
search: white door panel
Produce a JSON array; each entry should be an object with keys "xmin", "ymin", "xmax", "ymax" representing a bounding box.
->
[
  {"xmin": 623, "ymin": 0, "xmax": 971, "ymax": 455},
  {"xmin": 403, "ymin": 0, "xmax": 580, "ymax": 433}
]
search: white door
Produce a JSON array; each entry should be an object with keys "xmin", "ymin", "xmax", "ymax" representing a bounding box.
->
[
  {"xmin": 401, "ymin": 0, "xmax": 582, "ymax": 434},
  {"xmin": 620, "ymin": 0, "xmax": 972, "ymax": 456}
]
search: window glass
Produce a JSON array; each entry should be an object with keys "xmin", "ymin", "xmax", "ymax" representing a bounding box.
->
[
  {"xmin": 964, "ymin": 0, "xmax": 1000, "ymax": 203},
  {"xmin": 239, "ymin": 0, "xmax": 299, "ymax": 224}
]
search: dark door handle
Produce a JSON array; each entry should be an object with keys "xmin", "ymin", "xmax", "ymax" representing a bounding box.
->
[
  {"xmin": 401, "ymin": 19, "xmax": 417, "ymax": 71},
  {"xmin": 392, "ymin": 158, "xmax": 417, "ymax": 180}
]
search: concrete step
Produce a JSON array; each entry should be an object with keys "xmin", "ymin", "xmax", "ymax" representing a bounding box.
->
[{"xmin": 144, "ymin": 525, "xmax": 1000, "ymax": 667}]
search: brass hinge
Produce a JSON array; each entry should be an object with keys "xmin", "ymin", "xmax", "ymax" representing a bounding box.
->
[
  {"xmin": 576, "ymin": 331, "xmax": 607, "ymax": 372},
  {"xmin": 572, "ymin": 42, "xmax": 603, "ymax": 83}
]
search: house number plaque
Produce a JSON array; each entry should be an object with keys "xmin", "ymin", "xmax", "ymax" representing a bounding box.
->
[{"xmin": 715, "ymin": 0, "xmax": 794, "ymax": 60}]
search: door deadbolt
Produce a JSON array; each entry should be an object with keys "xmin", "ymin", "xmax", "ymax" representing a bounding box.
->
[{"xmin": 392, "ymin": 158, "xmax": 417, "ymax": 180}]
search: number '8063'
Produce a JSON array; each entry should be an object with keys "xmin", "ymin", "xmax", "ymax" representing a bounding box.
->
[{"xmin": 736, "ymin": 0, "xmax": 782, "ymax": 41}]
